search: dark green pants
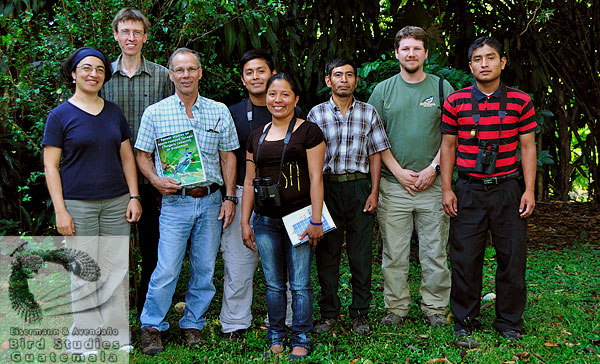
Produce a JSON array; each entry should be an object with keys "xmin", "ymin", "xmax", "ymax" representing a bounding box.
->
[{"xmin": 315, "ymin": 178, "xmax": 374, "ymax": 319}]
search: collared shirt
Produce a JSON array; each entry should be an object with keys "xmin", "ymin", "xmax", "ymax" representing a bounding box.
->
[
  {"xmin": 135, "ymin": 94, "xmax": 240, "ymax": 187},
  {"xmin": 101, "ymin": 55, "xmax": 174, "ymax": 146},
  {"xmin": 441, "ymin": 82, "xmax": 537, "ymax": 177},
  {"xmin": 307, "ymin": 97, "xmax": 390, "ymax": 174}
]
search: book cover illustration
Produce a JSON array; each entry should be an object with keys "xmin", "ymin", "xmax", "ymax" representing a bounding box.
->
[
  {"xmin": 282, "ymin": 203, "xmax": 337, "ymax": 246},
  {"xmin": 155, "ymin": 129, "xmax": 206, "ymax": 186}
]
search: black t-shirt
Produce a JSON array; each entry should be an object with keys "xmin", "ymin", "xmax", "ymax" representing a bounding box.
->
[
  {"xmin": 247, "ymin": 121, "xmax": 324, "ymax": 217},
  {"xmin": 229, "ymin": 99, "xmax": 272, "ymax": 186}
]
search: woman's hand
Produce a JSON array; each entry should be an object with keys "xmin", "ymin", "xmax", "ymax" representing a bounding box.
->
[
  {"xmin": 241, "ymin": 222, "xmax": 257, "ymax": 251},
  {"xmin": 126, "ymin": 198, "xmax": 142, "ymax": 222},
  {"xmin": 300, "ymin": 223, "xmax": 323, "ymax": 248},
  {"xmin": 56, "ymin": 210, "xmax": 75, "ymax": 236}
]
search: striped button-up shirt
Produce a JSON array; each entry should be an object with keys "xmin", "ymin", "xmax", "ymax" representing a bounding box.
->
[
  {"xmin": 135, "ymin": 94, "xmax": 240, "ymax": 187},
  {"xmin": 308, "ymin": 97, "xmax": 390, "ymax": 174},
  {"xmin": 101, "ymin": 55, "xmax": 174, "ymax": 146}
]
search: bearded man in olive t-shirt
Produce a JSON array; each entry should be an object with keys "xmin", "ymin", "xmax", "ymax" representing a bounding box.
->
[{"xmin": 368, "ymin": 25, "xmax": 454, "ymax": 327}]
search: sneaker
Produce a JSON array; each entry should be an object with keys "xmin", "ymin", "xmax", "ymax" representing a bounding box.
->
[
  {"xmin": 352, "ymin": 315, "xmax": 371, "ymax": 336},
  {"xmin": 500, "ymin": 329, "xmax": 522, "ymax": 341},
  {"xmin": 312, "ymin": 317, "xmax": 338, "ymax": 334},
  {"xmin": 453, "ymin": 328, "xmax": 480, "ymax": 348},
  {"xmin": 141, "ymin": 327, "xmax": 163, "ymax": 356},
  {"xmin": 222, "ymin": 329, "xmax": 245, "ymax": 342},
  {"xmin": 427, "ymin": 313, "xmax": 448, "ymax": 327},
  {"xmin": 381, "ymin": 312, "xmax": 405, "ymax": 326},
  {"xmin": 182, "ymin": 328, "xmax": 205, "ymax": 348}
]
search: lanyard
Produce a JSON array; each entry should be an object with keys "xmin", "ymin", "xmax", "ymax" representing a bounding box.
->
[
  {"xmin": 254, "ymin": 117, "xmax": 297, "ymax": 186},
  {"xmin": 471, "ymin": 84, "xmax": 507, "ymax": 143},
  {"xmin": 246, "ymin": 98, "xmax": 255, "ymax": 134}
]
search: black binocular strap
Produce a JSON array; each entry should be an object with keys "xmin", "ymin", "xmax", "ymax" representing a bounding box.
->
[
  {"xmin": 471, "ymin": 84, "xmax": 508, "ymax": 144},
  {"xmin": 254, "ymin": 117, "xmax": 297, "ymax": 186}
]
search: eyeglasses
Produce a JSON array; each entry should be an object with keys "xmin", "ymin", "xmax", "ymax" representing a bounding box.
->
[
  {"xmin": 77, "ymin": 64, "xmax": 105, "ymax": 75},
  {"xmin": 172, "ymin": 67, "xmax": 200, "ymax": 76},
  {"xmin": 119, "ymin": 30, "xmax": 144, "ymax": 38}
]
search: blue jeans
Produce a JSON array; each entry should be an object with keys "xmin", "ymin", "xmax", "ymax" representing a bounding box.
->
[
  {"xmin": 253, "ymin": 214, "xmax": 313, "ymax": 349},
  {"xmin": 140, "ymin": 190, "xmax": 223, "ymax": 331}
]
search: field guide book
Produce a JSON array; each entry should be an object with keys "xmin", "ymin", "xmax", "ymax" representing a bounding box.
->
[
  {"xmin": 155, "ymin": 129, "xmax": 206, "ymax": 186},
  {"xmin": 282, "ymin": 202, "xmax": 336, "ymax": 246}
]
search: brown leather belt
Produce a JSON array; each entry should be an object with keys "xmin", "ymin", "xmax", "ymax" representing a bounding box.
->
[{"xmin": 173, "ymin": 183, "xmax": 220, "ymax": 198}]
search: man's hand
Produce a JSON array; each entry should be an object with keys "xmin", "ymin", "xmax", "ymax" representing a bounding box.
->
[
  {"xmin": 218, "ymin": 200, "xmax": 235, "ymax": 228},
  {"xmin": 442, "ymin": 189, "xmax": 458, "ymax": 217},
  {"xmin": 126, "ymin": 199, "xmax": 142, "ymax": 222},
  {"xmin": 241, "ymin": 222, "xmax": 257, "ymax": 251},
  {"xmin": 392, "ymin": 168, "xmax": 419, "ymax": 196},
  {"xmin": 151, "ymin": 177, "xmax": 181, "ymax": 196},
  {"xmin": 363, "ymin": 192, "xmax": 378, "ymax": 213},
  {"xmin": 414, "ymin": 165, "xmax": 437, "ymax": 191},
  {"xmin": 56, "ymin": 210, "xmax": 75, "ymax": 236},
  {"xmin": 519, "ymin": 189, "xmax": 535, "ymax": 218},
  {"xmin": 299, "ymin": 223, "xmax": 323, "ymax": 248}
]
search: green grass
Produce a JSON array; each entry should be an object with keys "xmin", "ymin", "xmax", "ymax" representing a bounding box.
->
[
  {"xmin": 126, "ymin": 237, "xmax": 600, "ymax": 364},
  {"xmin": 2, "ymin": 236, "xmax": 598, "ymax": 363}
]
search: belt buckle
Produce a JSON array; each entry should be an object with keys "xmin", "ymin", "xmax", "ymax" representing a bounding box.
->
[{"xmin": 483, "ymin": 177, "xmax": 497, "ymax": 185}]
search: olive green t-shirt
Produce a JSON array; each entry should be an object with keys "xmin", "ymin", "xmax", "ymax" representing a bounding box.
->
[{"xmin": 368, "ymin": 73, "xmax": 454, "ymax": 182}]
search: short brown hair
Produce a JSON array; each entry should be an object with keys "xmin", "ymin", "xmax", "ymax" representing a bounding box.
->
[
  {"xmin": 111, "ymin": 8, "xmax": 150, "ymax": 33},
  {"xmin": 394, "ymin": 26, "xmax": 428, "ymax": 50}
]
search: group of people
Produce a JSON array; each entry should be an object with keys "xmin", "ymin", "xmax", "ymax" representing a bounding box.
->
[{"xmin": 42, "ymin": 7, "xmax": 537, "ymax": 359}]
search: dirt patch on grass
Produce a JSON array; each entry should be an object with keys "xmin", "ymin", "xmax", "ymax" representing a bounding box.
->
[{"xmin": 527, "ymin": 201, "xmax": 600, "ymax": 250}]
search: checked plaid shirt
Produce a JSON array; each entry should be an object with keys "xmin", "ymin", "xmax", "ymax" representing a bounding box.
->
[
  {"xmin": 101, "ymin": 55, "xmax": 174, "ymax": 146},
  {"xmin": 307, "ymin": 97, "xmax": 390, "ymax": 174},
  {"xmin": 135, "ymin": 94, "xmax": 239, "ymax": 187}
]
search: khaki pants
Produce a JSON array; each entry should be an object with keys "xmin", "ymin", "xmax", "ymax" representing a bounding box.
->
[{"xmin": 378, "ymin": 177, "xmax": 450, "ymax": 317}]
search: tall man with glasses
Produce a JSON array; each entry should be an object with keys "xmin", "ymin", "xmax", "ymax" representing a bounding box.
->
[
  {"xmin": 101, "ymin": 7, "xmax": 173, "ymax": 314},
  {"xmin": 135, "ymin": 48, "xmax": 239, "ymax": 355}
]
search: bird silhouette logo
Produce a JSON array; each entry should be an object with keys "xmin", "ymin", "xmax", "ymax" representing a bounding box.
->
[{"xmin": 8, "ymin": 242, "xmax": 101, "ymax": 322}]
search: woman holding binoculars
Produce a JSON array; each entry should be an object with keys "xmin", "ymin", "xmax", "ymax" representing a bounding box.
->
[{"xmin": 241, "ymin": 73, "xmax": 325, "ymax": 359}]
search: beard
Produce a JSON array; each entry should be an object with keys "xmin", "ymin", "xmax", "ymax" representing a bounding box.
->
[{"xmin": 400, "ymin": 58, "xmax": 422, "ymax": 74}]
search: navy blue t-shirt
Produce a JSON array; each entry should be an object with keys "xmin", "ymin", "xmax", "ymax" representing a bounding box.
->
[
  {"xmin": 229, "ymin": 99, "xmax": 272, "ymax": 186},
  {"xmin": 42, "ymin": 100, "xmax": 132, "ymax": 200}
]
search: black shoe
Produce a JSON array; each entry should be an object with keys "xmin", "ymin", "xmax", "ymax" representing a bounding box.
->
[
  {"xmin": 453, "ymin": 328, "xmax": 480, "ymax": 348},
  {"xmin": 312, "ymin": 317, "xmax": 338, "ymax": 334},
  {"xmin": 500, "ymin": 329, "xmax": 522, "ymax": 341},
  {"xmin": 352, "ymin": 315, "xmax": 371, "ymax": 336},
  {"xmin": 141, "ymin": 327, "xmax": 163, "ymax": 355},
  {"xmin": 222, "ymin": 329, "xmax": 245, "ymax": 342}
]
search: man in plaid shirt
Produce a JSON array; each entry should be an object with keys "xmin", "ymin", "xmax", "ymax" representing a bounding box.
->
[
  {"xmin": 308, "ymin": 58, "xmax": 390, "ymax": 336},
  {"xmin": 100, "ymin": 8, "xmax": 173, "ymax": 314},
  {"xmin": 135, "ymin": 48, "xmax": 239, "ymax": 355}
]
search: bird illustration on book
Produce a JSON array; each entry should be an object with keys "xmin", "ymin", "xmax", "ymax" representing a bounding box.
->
[{"xmin": 172, "ymin": 151, "xmax": 193, "ymax": 175}]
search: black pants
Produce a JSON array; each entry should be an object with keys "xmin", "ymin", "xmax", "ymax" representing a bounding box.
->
[
  {"xmin": 450, "ymin": 178, "xmax": 527, "ymax": 332},
  {"xmin": 315, "ymin": 178, "xmax": 373, "ymax": 319},
  {"xmin": 136, "ymin": 184, "xmax": 161, "ymax": 313}
]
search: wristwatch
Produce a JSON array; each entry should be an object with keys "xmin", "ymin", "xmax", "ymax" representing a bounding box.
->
[
  {"xmin": 430, "ymin": 162, "xmax": 441, "ymax": 175},
  {"xmin": 224, "ymin": 195, "xmax": 238, "ymax": 204}
]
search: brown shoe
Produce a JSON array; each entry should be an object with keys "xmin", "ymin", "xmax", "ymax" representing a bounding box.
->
[
  {"xmin": 182, "ymin": 328, "xmax": 205, "ymax": 348},
  {"xmin": 141, "ymin": 327, "xmax": 163, "ymax": 356}
]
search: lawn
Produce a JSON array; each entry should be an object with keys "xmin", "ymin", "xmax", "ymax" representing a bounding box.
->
[{"xmin": 126, "ymin": 234, "xmax": 600, "ymax": 364}]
